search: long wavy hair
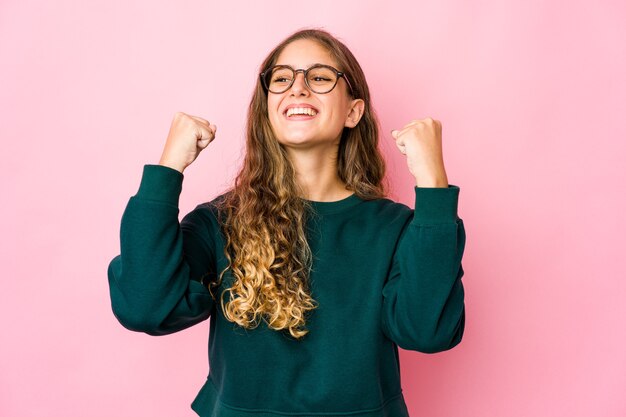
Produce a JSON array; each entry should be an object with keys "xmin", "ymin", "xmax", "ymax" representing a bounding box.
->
[{"xmin": 209, "ymin": 28, "xmax": 390, "ymax": 340}]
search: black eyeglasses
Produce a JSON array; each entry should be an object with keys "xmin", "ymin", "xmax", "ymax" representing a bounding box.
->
[{"xmin": 260, "ymin": 64, "xmax": 354, "ymax": 96}]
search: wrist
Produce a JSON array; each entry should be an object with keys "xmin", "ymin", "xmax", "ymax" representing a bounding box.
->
[
  {"xmin": 415, "ymin": 176, "xmax": 448, "ymax": 188},
  {"xmin": 158, "ymin": 156, "xmax": 186, "ymax": 174}
]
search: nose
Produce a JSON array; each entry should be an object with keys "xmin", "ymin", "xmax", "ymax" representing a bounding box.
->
[{"xmin": 289, "ymin": 71, "xmax": 310, "ymax": 96}]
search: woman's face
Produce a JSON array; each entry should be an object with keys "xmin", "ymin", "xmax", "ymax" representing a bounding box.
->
[{"xmin": 266, "ymin": 38, "xmax": 363, "ymax": 151}]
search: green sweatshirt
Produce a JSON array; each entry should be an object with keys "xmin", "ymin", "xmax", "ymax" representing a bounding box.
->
[{"xmin": 107, "ymin": 164, "xmax": 466, "ymax": 417}]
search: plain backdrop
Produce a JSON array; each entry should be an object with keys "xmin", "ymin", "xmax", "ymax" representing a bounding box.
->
[{"xmin": 1, "ymin": 1, "xmax": 624, "ymax": 416}]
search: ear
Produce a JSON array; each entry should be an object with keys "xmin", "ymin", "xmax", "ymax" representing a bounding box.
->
[{"xmin": 344, "ymin": 98, "xmax": 365, "ymax": 128}]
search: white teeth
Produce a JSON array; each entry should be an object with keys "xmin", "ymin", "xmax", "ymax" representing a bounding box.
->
[{"xmin": 286, "ymin": 107, "xmax": 318, "ymax": 117}]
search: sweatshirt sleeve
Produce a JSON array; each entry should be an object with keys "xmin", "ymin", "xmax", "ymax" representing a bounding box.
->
[
  {"xmin": 381, "ymin": 184, "xmax": 466, "ymax": 353},
  {"xmin": 107, "ymin": 164, "xmax": 216, "ymax": 336}
]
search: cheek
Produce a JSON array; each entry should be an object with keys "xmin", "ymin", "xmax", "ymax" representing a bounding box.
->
[
  {"xmin": 325, "ymin": 97, "xmax": 347, "ymax": 123},
  {"xmin": 326, "ymin": 106, "xmax": 345, "ymax": 127}
]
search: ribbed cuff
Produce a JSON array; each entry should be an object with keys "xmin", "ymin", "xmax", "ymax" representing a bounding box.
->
[
  {"xmin": 412, "ymin": 184, "xmax": 460, "ymax": 225},
  {"xmin": 134, "ymin": 164, "xmax": 184, "ymax": 206}
]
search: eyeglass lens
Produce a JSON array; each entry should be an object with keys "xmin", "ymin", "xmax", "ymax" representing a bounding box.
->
[{"xmin": 264, "ymin": 65, "xmax": 338, "ymax": 94}]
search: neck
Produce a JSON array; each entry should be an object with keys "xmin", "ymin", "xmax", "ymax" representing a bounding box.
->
[{"xmin": 285, "ymin": 145, "xmax": 352, "ymax": 202}]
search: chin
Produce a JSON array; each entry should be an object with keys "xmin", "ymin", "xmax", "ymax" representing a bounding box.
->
[{"xmin": 278, "ymin": 134, "xmax": 314, "ymax": 146}]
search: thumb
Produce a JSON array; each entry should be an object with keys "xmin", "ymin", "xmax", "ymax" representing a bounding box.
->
[{"xmin": 390, "ymin": 129, "xmax": 398, "ymax": 139}]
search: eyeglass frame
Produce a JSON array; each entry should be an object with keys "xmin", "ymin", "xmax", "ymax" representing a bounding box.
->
[{"xmin": 259, "ymin": 64, "xmax": 355, "ymax": 96}]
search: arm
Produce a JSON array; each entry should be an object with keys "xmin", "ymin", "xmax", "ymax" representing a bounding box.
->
[
  {"xmin": 381, "ymin": 184, "xmax": 466, "ymax": 353},
  {"xmin": 107, "ymin": 164, "xmax": 216, "ymax": 336}
]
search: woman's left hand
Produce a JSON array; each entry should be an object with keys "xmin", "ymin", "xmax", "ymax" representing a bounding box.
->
[{"xmin": 391, "ymin": 117, "xmax": 449, "ymax": 188}]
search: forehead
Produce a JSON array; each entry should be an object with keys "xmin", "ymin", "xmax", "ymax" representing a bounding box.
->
[{"xmin": 274, "ymin": 39, "xmax": 338, "ymax": 68}]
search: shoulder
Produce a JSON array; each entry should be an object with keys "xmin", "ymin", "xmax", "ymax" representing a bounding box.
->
[
  {"xmin": 340, "ymin": 195, "xmax": 415, "ymax": 237},
  {"xmin": 196, "ymin": 191, "xmax": 230, "ymax": 214},
  {"xmin": 360, "ymin": 195, "xmax": 413, "ymax": 221},
  {"xmin": 182, "ymin": 191, "xmax": 232, "ymax": 229}
]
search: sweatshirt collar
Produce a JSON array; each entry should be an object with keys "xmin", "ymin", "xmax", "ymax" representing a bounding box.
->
[{"xmin": 302, "ymin": 193, "xmax": 363, "ymax": 215}]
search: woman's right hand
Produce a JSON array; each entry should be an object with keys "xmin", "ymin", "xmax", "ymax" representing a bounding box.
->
[{"xmin": 158, "ymin": 112, "xmax": 217, "ymax": 173}]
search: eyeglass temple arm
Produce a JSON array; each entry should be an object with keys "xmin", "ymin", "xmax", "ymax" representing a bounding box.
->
[{"xmin": 337, "ymin": 71, "xmax": 354, "ymax": 96}]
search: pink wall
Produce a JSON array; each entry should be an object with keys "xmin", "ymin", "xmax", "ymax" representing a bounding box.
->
[{"xmin": 1, "ymin": 0, "xmax": 624, "ymax": 416}]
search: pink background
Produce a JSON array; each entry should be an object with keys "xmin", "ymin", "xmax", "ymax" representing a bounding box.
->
[{"xmin": 1, "ymin": 0, "xmax": 624, "ymax": 416}]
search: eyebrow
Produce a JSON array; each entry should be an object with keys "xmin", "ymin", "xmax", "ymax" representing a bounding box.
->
[{"xmin": 274, "ymin": 62, "xmax": 325, "ymax": 68}]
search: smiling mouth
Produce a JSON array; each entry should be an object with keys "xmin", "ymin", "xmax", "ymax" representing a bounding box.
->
[
  {"xmin": 285, "ymin": 114, "xmax": 317, "ymax": 121},
  {"xmin": 284, "ymin": 107, "xmax": 319, "ymax": 119}
]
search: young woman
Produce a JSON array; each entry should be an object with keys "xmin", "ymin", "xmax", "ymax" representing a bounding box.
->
[{"xmin": 108, "ymin": 28, "xmax": 466, "ymax": 417}]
